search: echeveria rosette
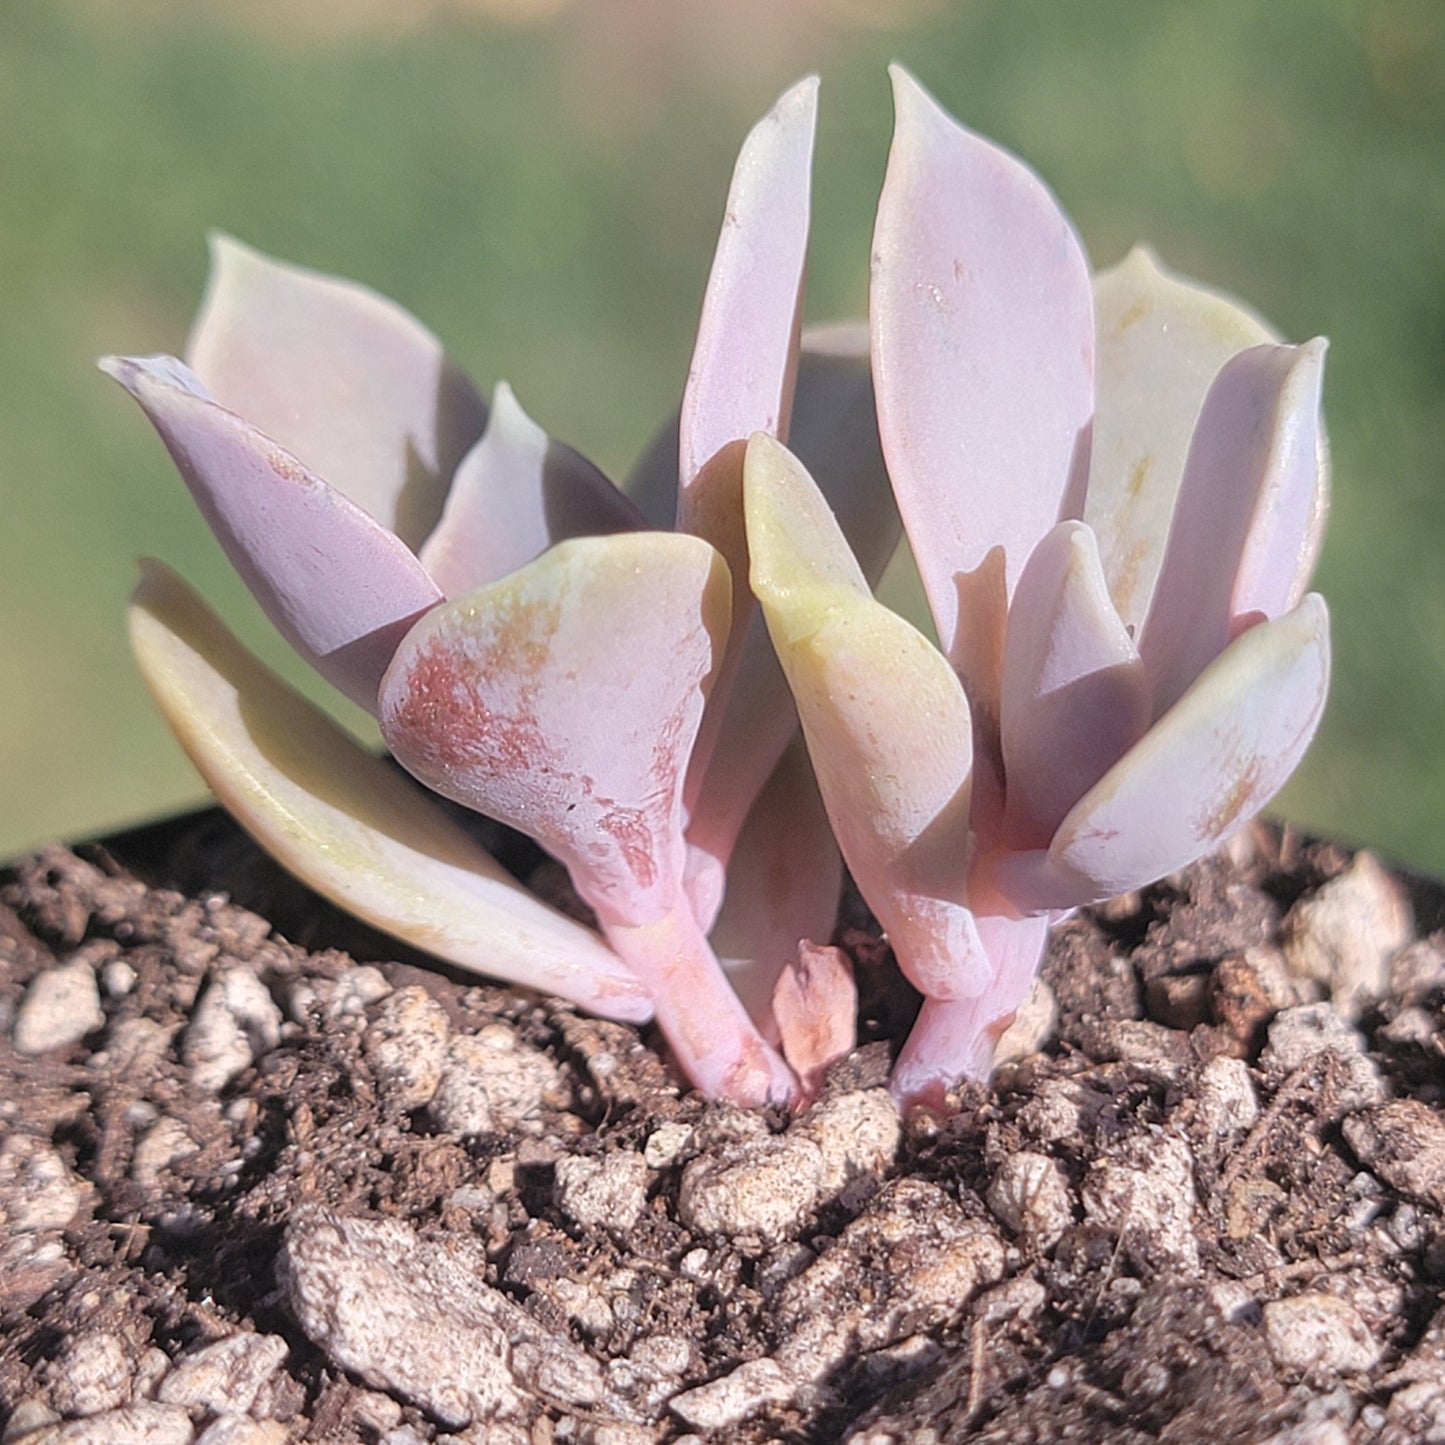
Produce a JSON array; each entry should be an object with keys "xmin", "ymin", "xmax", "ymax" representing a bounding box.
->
[
  {"xmin": 108, "ymin": 78, "xmax": 898, "ymax": 1107},
  {"xmin": 746, "ymin": 66, "xmax": 1331, "ymax": 1108}
]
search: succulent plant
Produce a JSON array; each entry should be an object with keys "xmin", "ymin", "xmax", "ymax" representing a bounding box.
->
[
  {"xmin": 107, "ymin": 78, "xmax": 900, "ymax": 1108},
  {"xmin": 745, "ymin": 67, "xmax": 1330, "ymax": 1106},
  {"xmin": 107, "ymin": 65, "xmax": 1330, "ymax": 1113}
]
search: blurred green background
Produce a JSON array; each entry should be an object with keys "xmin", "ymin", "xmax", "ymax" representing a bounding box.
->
[{"xmin": 2, "ymin": 0, "xmax": 1443, "ymax": 870}]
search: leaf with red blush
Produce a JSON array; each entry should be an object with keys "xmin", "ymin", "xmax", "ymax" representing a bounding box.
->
[
  {"xmin": 128, "ymin": 561, "xmax": 651, "ymax": 1023},
  {"xmin": 378, "ymin": 532, "xmax": 732, "ymax": 930}
]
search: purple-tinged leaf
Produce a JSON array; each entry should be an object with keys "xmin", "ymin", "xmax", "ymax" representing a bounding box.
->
[
  {"xmin": 603, "ymin": 905, "xmax": 798, "ymax": 1107},
  {"xmin": 1140, "ymin": 341, "xmax": 1329, "ymax": 716},
  {"xmin": 745, "ymin": 434, "xmax": 986, "ymax": 1002},
  {"xmin": 709, "ymin": 734, "xmax": 842, "ymax": 1026},
  {"xmin": 1085, "ymin": 247, "xmax": 1276, "ymax": 631},
  {"xmin": 128, "ymin": 561, "xmax": 651, "ymax": 1023},
  {"xmin": 418, "ymin": 382, "xmax": 644, "ymax": 599},
  {"xmin": 101, "ymin": 355, "xmax": 442, "ymax": 712},
  {"xmin": 999, "ymin": 521, "xmax": 1151, "ymax": 849},
  {"xmin": 187, "ymin": 235, "xmax": 489, "ymax": 549},
  {"xmin": 1049, "ymin": 594, "xmax": 1330, "ymax": 904},
  {"xmin": 378, "ymin": 532, "xmax": 731, "ymax": 930},
  {"xmin": 888, "ymin": 911, "xmax": 1050, "ymax": 1107},
  {"xmin": 871, "ymin": 65, "xmax": 1095, "ymax": 659},
  {"xmin": 678, "ymin": 74, "xmax": 816, "ymax": 522},
  {"xmin": 674, "ymin": 77, "xmax": 817, "ymax": 882}
]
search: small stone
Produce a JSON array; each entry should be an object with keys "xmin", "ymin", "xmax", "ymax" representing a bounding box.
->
[
  {"xmin": 1145, "ymin": 972, "xmax": 1212, "ymax": 1032},
  {"xmin": 554, "ymin": 1152, "xmax": 648, "ymax": 1232},
  {"xmin": 678, "ymin": 1132, "xmax": 824, "ymax": 1243},
  {"xmin": 131, "ymin": 1119, "xmax": 199, "ymax": 1190},
  {"xmin": 1193, "ymin": 1055, "xmax": 1260, "ymax": 1141},
  {"xmin": 1262, "ymin": 1292, "xmax": 1383, "ymax": 1374},
  {"xmin": 643, "ymin": 1122, "xmax": 693, "ymax": 1170},
  {"xmin": 1082, "ymin": 1130, "xmax": 1199, "ymax": 1273},
  {"xmin": 0, "ymin": 1135, "xmax": 83, "ymax": 1233},
  {"xmin": 428, "ymin": 1027, "xmax": 563, "ymax": 1136},
  {"xmin": 986, "ymin": 1151, "xmax": 1072, "ymax": 1249},
  {"xmin": 991, "ymin": 977, "xmax": 1058, "ymax": 1065},
  {"xmin": 328, "ymin": 965, "xmax": 391, "ymax": 1019},
  {"xmin": 364, "ymin": 986, "xmax": 450, "ymax": 1111},
  {"xmin": 1284, "ymin": 853, "xmax": 1413, "ymax": 1020},
  {"xmin": 669, "ymin": 1357, "xmax": 792, "ymax": 1431},
  {"xmin": 798, "ymin": 1089, "xmax": 901, "ymax": 1194},
  {"xmin": 10, "ymin": 1402, "xmax": 196, "ymax": 1443},
  {"xmin": 3, "ymin": 1399, "xmax": 58, "ymax": 1440},
  {"xmin": 101, "ymin": 960, "xmax": 138, "ymax": 1000},
  {"xmin": 1389, "ymin": 937, "xmax": 1445, "ymax": 1004},
  {"xmin": 192, "ymin": 1421, "xmax": 287, "ymax": 1445},
  {"xmin": 48, "ymin": 1331, "xmax": 131, "ymax": 1416},
  {"xmin": 14, "ymin": 959, "xmax": 104, "ymax": 1055},
  {"xmin": 184, "ymin": 968, "xmax": 282, "ymax": 1094},
  {"xmin": 281, "ymin": 1206, "xmax": 630, "ymax": 1430},
  {"xmin": 1261, "ymin": 1004, "xmax": 1385, "ymax": 1114},
  {"xmin": 157, "ymin": 1333, "xmax": 289, "ymax": 1416},
  {"xmin": 1343, "ymin": 1100, "xmax": 1445, "ymax": 1209}
]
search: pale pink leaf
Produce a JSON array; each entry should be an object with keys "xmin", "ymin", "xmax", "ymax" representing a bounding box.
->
[
  {"xmin": 745, "ymin": 434, "xmax": 986, "ymax": 1002},
  {"xmin": 1085, "ymin": 247, "xmax": 1276, "ymax": 631},
  {"xmin": 1140, "ymin": 340, "xmax": 1329, "ymax": 716},
  {"xmin": 678, "ymin": 74, "xmax": 816, "ymax": 506},
  {"xmin": 101, "ymin": 355, "xmax": 442, "ymax": 711},
  {"xmin": 1050, "ymin": 594, "xmax": 1330, "ymax": 903},
  {"xmin": 871, "ymin": 64, "xmax": 1095, "ymax": 658},
  {"xmin": 888, "ymin": 911, "xmax": 1050, "ymax": 1106},
  {"xmin": 709, "ymin": 734, "xmax": 843, "ymax": 1026},
  {"xmin": 128, "ymin": 561, "xmax": 651, "ymax": 1022},
  {"xmin": 418, "ymin": 382, "xmax": 644, "ymax": 598},
  {"xmin": 999, "ymin": 521, "xmax": 1151, "ymax": 849},
  {"xmin": 187, "ymin": 235, "xmax": 489, "ymax": 549},
  {"xmin": 378, "ymin": 532, "xmax": 731, "ymax": 930}
]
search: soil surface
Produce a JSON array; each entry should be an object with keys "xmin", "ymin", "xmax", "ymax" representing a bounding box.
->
[{"xmin": 3, "ymin": 810, "xmax": 1445, "ymax": 1444}]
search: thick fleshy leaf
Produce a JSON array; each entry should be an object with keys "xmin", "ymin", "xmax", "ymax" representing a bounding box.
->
[
  {"xmin": 1085, "ymin": 248, "xmax": 1276, "ymax": 631},
  {"xmin": 418, "ymin": 382, "xmax": 645, "ymax": 599},
  {"xmin": 1047, "ymin": 593, "xmax": 1330, "ymax": 904},
  {"xmin": 709, "ymin": 733, "xmax": 843, "ymax": 1026},
  {"xmin": 378, "ymin": 532, "xmax": 731, "ymax": 930},
  {"xmin": 187, "ymin": 235, "xmax": 489, "ymax": 549},
  {"xmin": 1140, "ymin": 341, "xmax": 1328, "ymax": 716},
  {"xmin": 680, "ymin": 328, "xmax": 902, "ymax": 920},
  {"xmin": 128, "ymin": 561, "xmax": 650, "ymax": 1023},
  {"xmin": 999, "ymin": 521, "xmax": 1151, "ymax": 849},
  {"xmin": 673, "ymin": 76, "xmax": 817, "ymax": 890},
  {"xmin": 871, "ymin": 65, "xmax": 1095, "ymax": 659},
  {"xmin": 678, "ymin": 74, "xmax": 816, "ymax": 522},
  {"xmin": 746, "ymin": 434, "xmax": 986, "ymax": 1001},
  {"xmin": 102, "ymin": 355, "xmax": 442, "ymax": 712},
  {"xmin": 888, "ymin": 910, "xmax": 1051, "ymax": 1106}
]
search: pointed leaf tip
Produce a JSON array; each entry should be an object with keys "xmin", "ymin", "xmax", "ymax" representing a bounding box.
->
[
  {"xmin": 873, "ymin": 66, "xmax": 1095, "ymax": 656},
  {"xmin": 107, "ymin": 353, "xmax": 442, "ymax": 712},
  {"xmin": 1052, "ymin": 593, "xmax": 1330, "ymax": 903},
  {"xmin": 680, "ymin": 74, "xmax": 816, "ymax": 507},
  {"xmin": 418, "ymin": 381, "xmax": 644, "ymax": 598},
  {"xmin": 186, "ymin": 236, "xmax": 489, "ymax": 550},
  {"xmin": 1141, "ymin": 339, "xmax": 1330, "ymax": 716}
]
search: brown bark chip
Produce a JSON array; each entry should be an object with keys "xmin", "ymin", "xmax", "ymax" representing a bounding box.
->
[{"xmin": 2, "ymin": 813, "xmax": 1443, "ymax": 1441}]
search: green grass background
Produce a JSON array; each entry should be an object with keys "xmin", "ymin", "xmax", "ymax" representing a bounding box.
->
[{"xmin": 2, "ymin": 0, "xmax": 1443, "ymax": 871}]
